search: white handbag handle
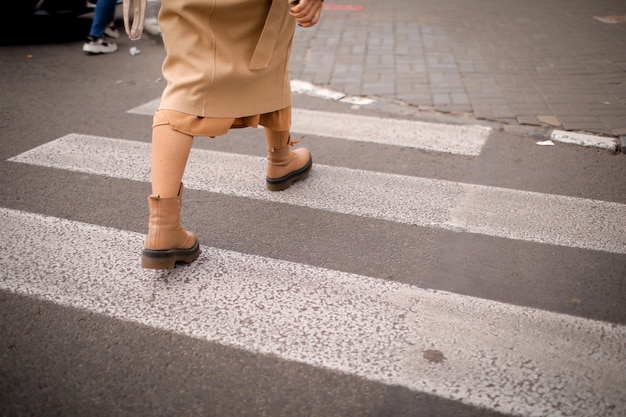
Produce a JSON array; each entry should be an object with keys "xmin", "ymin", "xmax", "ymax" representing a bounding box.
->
[{"xmin": 123, "ymin": 0, "xmax": 147, "ymax": 40}]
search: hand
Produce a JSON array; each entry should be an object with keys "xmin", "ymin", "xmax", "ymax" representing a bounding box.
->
[{"xmin": 289, "ymin": 0, "xmax": 324, "ymax": 28}]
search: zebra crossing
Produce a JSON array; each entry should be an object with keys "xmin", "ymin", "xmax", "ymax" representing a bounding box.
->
[{"xmin": 1, "ymin": 99, "xmax": 625, "ymax": 417}]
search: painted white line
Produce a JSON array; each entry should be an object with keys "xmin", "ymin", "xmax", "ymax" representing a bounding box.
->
[
  {"xmin": 126, "ymin": 99, "xmax": 491, "ymax": 156},
  {"xmin": 290, "ymin": 79, "xmax": 376, "ymax": 106},
  {"xmin": 0, "ymin": 208, "xmax": 624, "ymax": 417},
  {"xmin": 8, "ymin": 134, "xmax": 626, "ymax": 254},
  {"xmin": 290, "ymin": 108, "xmax": 491, "ymax": 156},
  {"xmin": 290, "ymin": 80, "xmax": 348, "ymax": 101},
  {"xmin": 126, "ymin": 97, "xmax": 160, "ymax": 116},
  {"xmin": 551, "ymin": 130, "xmax": 618, "ymax": 151}
]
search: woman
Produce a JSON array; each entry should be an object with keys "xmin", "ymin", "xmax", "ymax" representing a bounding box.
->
[{"xmin": 134, "ymin": 0, "xmax": 324, "ymax": 269}]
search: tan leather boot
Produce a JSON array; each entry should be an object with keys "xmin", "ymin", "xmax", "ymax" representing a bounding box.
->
[
  {"xmin": 265, "ymin": 130, "xmax": 312, "ymax": 191},
  {"xmin": 142, "ymin": 183, "xmax": 200, "ymax": 269}
]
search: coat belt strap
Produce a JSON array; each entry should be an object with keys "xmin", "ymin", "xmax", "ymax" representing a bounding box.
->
[{"xmin": 249, "ymin": 0, "xmax": 289, "ymax": 70}]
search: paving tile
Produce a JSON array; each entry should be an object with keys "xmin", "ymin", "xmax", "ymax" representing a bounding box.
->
[
  {"xmin": 285, "ymin": 0, "xmax": 626, "ymax": 137},
  {"xmin": 517, "ymin": 115, "xmax": 541, "ymax": 126}
]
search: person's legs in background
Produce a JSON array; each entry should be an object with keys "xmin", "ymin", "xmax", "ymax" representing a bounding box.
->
[{"xmin": 83, "ymin": 0, "xmax": 119, "ymax": 54}]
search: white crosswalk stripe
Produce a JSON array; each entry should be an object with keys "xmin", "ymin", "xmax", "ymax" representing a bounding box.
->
[
  {"xmin": 1, "ymin": 207, "xmax": 624, "ymax": 417},
  {"xmin": 8, "ymin": 133, "xmax": 626, "ymax": 254},
  {"xmin": 2, "ymin": 100, "xmax": 626, "ymax": 417}
]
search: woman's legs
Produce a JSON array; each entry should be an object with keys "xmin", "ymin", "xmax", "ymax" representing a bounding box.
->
[
  {"xmin": 142, "ymin": 121, "xmax": 312, "ymax": 268},
  {"xmin": 142, "ymin": 123, "xmax": 199, "ymax": 269}
]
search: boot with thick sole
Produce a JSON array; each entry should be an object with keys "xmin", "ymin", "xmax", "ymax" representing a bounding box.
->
[
  {"xmin": 265, "ymin": 131, "xmax": 312, "ymax": 191},
  {"xmin": 142, "ymin": 183, "xmax": 200, "ymax": 269}
]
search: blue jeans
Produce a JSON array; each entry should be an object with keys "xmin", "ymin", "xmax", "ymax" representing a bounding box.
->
[{"xmin": 89, "ymin": 0, "xmax": 118, "ymax": 38}]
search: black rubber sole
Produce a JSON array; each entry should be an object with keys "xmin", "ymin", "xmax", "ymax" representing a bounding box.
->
[{"xmin": 141, "ymin": 239, "xmax": 201, "ymax": 270}]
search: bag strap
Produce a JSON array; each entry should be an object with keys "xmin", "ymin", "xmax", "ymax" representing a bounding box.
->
[{"xmin": 123, "ymin": 0, "xmax": 148, "ymax": 40}]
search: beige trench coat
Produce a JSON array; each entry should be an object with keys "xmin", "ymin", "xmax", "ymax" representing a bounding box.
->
[{"xmin": 158, "ymin": 0, "xmax": 296, "ymax": 119}]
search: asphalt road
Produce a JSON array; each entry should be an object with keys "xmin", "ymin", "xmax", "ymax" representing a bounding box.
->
[{"xmin": 1, "ymin": 13, "xmax": 625, "ymax": 417}]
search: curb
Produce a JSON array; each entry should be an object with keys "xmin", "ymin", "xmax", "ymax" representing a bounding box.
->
[
  {"xmin": 291, "ymin": 81, "xmax": 622, "ymax": 154},
  {"xmin": 549, "ymin": 130, "xmax": 619, "ymax": 153}
]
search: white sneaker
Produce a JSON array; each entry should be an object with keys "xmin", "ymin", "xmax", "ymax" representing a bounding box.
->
[
  {"xmin": 104, "ymin": 21, "xmax": 120, "ymax": 39},
  {"xmin": 82, "ymin": 36, "xmax": 118, "ymax": 54}
]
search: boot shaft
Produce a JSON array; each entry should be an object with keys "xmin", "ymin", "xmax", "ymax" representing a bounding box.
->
[
  {"xmin": 265, "ymin": 132, "xmax": 312, "ymax": 191},
  {"xmin": 145, "ymin": 184, "xmax": 196, "ymax": 250},
  {"xmin": 266, "ymin": 133, "xmax": 310, "ymax": 174},
  {"xmin": 266, "ymin": 130, "xmax": 292, "ymax": 163}
]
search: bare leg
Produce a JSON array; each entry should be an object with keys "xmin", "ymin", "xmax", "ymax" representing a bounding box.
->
[{"xmin": 151, "ymin": 124, "xmax": 193, "ymax": 198}]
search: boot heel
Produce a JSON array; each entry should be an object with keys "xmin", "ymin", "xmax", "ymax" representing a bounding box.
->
[
  {"xmin": 141, "ymin": 240, "xmax": 201, "ymax": 270},
  {"xmin": 141, "ymin": 255, "xmax": 177, "ymax": 270}
]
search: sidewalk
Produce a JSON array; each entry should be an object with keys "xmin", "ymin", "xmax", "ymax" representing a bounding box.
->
[{"xmin": 145, "ymin": 0, "xmax": 626, "ymax": 142}]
